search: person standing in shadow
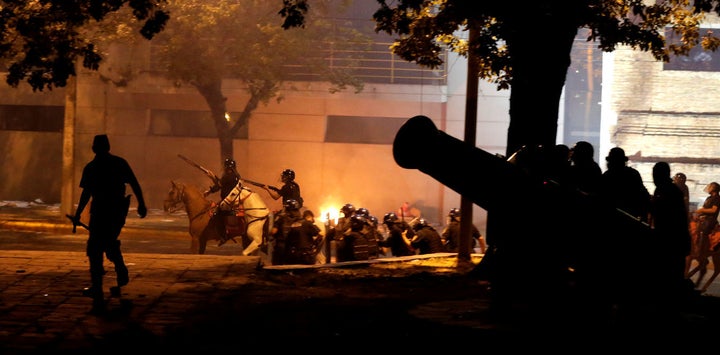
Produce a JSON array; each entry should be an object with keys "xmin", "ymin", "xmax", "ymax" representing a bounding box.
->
[
  {"xmin": 648, "ymin": 162, "xmax": 694, "ymax": 307},
  {"xmin": 71, "ymin": 134, "xmax": 147, "ymax": 314},
  {"xmin": 600, "ymin": 147, "xmax": 650, "ymax": 222},
  {"xmin": 672, "ymin": 172, "xmax": 691, "ymax": 220},
  {"xmin": 568, "ymin": 141, "xmax": 602, "ymax": 196}
]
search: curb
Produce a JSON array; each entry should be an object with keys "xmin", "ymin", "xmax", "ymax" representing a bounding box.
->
[{"xmin": 0, "ymin": 219, "xmax": 189, "ymax": 238}]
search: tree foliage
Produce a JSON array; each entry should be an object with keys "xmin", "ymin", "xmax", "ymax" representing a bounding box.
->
[
  {"xmin": 0, "ymin": 0, "xmax": 169, "ymax": 91},
  {"xmin": 149, "ymin": 0, "xmax": 367, "ymax": 162}
]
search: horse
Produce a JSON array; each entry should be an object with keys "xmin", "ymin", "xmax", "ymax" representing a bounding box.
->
[
  {"xmin": 163, "ymin": 180, "xmax": 272, "ymax": 256},
  {"xmin": 685, "ymin": 218, "xmax": 720, "ymax": 293}
]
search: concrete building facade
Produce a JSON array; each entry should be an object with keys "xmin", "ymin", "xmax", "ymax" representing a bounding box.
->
[{"xmin": 0, "ymin": 47, "xmax": 512, "ymax": 232}]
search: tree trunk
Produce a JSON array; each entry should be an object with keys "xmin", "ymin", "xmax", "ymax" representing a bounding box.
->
[
  {"xmin": 504, "ymin": 17, "xmax": 578, "ymax": 156},
  {"xmin": 195, "ymin": 80, "xmax": 234, "ymax": 164},
  {"xmin": 479, "ymin": 16, "xmax": 580, "ymax": 302}
]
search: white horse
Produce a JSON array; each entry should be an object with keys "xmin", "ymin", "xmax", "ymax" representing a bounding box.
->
[{"xmin": 163, "ymin": 180, "xmax": 272, "ymax": 256}]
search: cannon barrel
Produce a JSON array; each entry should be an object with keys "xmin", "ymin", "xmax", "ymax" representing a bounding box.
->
[{"xmin": 393, "ymin": 115, "xmax": 531, "ymax": 211}]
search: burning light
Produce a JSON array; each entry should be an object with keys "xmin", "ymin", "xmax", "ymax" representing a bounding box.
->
[{"xmin": 318, "ymin": 204, "xmax": 340, "ymax": 226}]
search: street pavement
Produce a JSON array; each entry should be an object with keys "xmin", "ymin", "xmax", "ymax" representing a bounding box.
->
[
  {"xmin": 4, "ymin": 201, "xmax": 720, "ymax": 352},
  {"xmin": 0, "ymin": 201, "xmax": 489, "ymax": 353}
]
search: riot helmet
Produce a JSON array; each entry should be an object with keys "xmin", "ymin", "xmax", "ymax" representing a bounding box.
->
[
  {"xmin": 368, "ymin": 215, "xmax": 378, "ymax": 227},
  {"xmin": 413, "ymin": 218, "xmax": 428, "ymax": 231},
  {"xmin": 383, "ymin": 212, "xmax": 399, "ymax": 225},
  {"xmin": 281, "ymin": 169, "xmax": 295, "ymax": 182},
  {"xmin": 340, "ymin": 204, "xmax": 355, "ymax": 218},
  {"xmin": 355, "ymin": 207, "xmax": 369, "ymax": 218},
  {"xmin": 284, "ymin": 199, "xmax": 301, "ymax": 211},
  {"xmin": 448, "ymin": 208, "xmax": 460, "ymax": 221},
  {"xmin": 350, "ymin": 214, "xmax": 367, "ymax": 230}
]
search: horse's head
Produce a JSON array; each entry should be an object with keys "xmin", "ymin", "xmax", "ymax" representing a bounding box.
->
[{"xmin": 163, "ymin": 180, "xmax": 185, "ymax": 213}]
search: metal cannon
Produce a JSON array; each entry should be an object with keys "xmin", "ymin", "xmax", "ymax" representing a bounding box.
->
[{"xmin": 393, "ymin": 115, "xmax": 656, "ymax": 308}]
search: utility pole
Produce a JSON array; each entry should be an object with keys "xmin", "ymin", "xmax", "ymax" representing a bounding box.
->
[
  {"xmin": 458, "ymin": 23, "xmax": 479, "ymax": 262},
  {"xmin": 60, "ymin": 73, "xmax": 77, "ymax": 216}
]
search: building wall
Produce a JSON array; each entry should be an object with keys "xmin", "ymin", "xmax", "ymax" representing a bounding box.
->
[
  {"xmin": 0, "ymin": 56, "xmax": 510, "ymax": 233},
  {"xmin": 603, "ymin": 46, "xmax": 720, "ymax": 209}
]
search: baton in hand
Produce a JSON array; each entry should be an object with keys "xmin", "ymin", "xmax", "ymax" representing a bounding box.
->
[{"xmin": 66, "ymin": 214, "xmax": 89, "ymax": 233}]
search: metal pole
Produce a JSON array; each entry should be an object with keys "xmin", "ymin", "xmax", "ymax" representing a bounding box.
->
[{"xmin": 458, "ymin": 24, "xmax": 479, "ymax": 262}]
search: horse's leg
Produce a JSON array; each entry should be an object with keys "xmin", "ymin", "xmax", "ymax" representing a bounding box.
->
[
  {"xmin": 199, "ymin": 238, "xmax": 207, "ymax": 254},
  {"xmin": 191, "ymin": 236, "xmax": 201, "ymax": 254},
  {"xmin": 190, "ymin": 221, "xmax": 210, "ymax": 254},
  {"xmin": 241, "ymin": 218, "xmax": 265, "ymax": 256}
]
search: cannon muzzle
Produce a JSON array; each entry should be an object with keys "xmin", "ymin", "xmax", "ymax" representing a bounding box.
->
[{"xmin": 393, "ymin": 115, "xmax": 530, "ymax": 211}]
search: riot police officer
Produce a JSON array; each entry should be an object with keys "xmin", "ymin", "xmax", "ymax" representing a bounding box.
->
[
  {"xmin": 379, "ymin": 212, "xmax": 415, "ymax": 257},
  {"xmin": 262, "ymin": 168, "xmax": 303, "ymax": 209},
  {"xmin": 271, "ymin": 199, "xmax": 304, "ymax": 265},
  {"xmin": 410, "ymin": 218, "xmax": 445, "ymax": 254}
]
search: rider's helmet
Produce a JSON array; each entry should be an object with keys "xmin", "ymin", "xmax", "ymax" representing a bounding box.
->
[
  {"xmin": 383, "ymin": 212, "xmax": 399, "ymax": 225},
  {"xmin": 448, "ymin": 208, "xmax": 461, "ymax": 221},
  {"xmin": 224, "ymin": 158, "xmax": 236, "ymax": 169},
  {"xmin": 284, "ymin": 199, "xmax": 301, "ymax": 211},
  {"xmin": 350, "ymin": 214, "xmax": 367, "ymax": 230},
  {"xmin": 355, "ymin": 207, "xmax": 369, "ymax": 218},
  {"xmin": 281, "ymin": 169, "xmax": 295, "ymax": 182},
  {"xmin": 340, "ymin": 203, "xmax": 355, "ymax": 218},
  {"xmin": 413, "ymin": 218, "xmax": 428, "ymax": 231}
]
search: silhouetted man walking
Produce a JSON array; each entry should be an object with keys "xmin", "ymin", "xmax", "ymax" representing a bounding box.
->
[{"xmin": 71, "ymin": 134, "xmax": 147, "ymax": 313}]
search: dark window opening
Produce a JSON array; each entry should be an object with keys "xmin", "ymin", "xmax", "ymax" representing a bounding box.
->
[
  {"xmin": 0, "ymin": 105, "xmax": 64, "ymax": 132},
  {"xmin": 325, "ymin": 115, "xmax": 407, "ymax": 144},
  {"xmin": 664, "ymin": 27, "xmax": 720, "ymax": 72}
]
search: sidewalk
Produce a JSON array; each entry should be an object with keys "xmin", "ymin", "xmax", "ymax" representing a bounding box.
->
[{"xmin": 0, "ymin": 200, "xmax": 189, "ymax": 238}]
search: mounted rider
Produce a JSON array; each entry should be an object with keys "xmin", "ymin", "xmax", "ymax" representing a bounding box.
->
[{"xmin": 209, "ymin": 158, "xmax": 245, "ymax": 246}]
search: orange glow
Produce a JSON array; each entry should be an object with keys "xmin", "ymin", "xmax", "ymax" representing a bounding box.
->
[{"xmin": 318, "ymin": 204, "xmax": 340, "ymax": 226}]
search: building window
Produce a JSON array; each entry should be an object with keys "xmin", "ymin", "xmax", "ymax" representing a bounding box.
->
[
  {"xmin": 150, "ymin": 109, "xmax": 248, "ymax": 138},
  {"xmin": 664, "ymin": 27, "xmax": 720, "ymax": 72},
  {"xmin": 0, "ymin": 105, "xmax": 64, "ymax": 132},
  {"xmin": 325, "ymin": 115, "xmax": 407, "ymax": 144}
]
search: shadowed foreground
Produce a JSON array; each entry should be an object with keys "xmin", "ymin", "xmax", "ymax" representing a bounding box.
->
[
  {"xmin": 159, "ymin": 270, "xmax": 720, "ymax": 351},
  {"xmin": 3, "ymin": 251, "xmax": 720, "ymax": 353}
]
